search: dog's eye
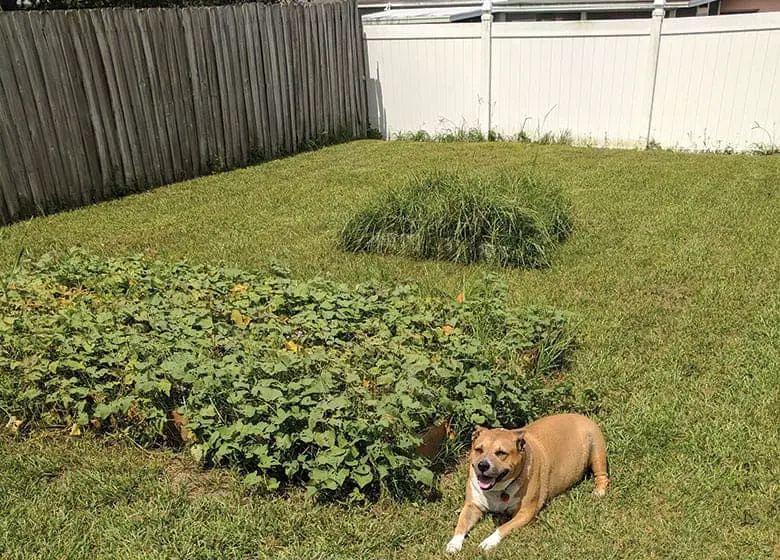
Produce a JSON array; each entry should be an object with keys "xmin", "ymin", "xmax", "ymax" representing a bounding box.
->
[
  {"xmin": 474, "ymin": 447, "xmax": 483, "ymax": 454},
  {"xmin": 495, "ymin": 450, "xmax": 507, "ymax": 457}
]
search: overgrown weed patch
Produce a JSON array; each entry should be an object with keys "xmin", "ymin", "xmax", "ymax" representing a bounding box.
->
[{"xmin": 341, "ymin": 171, "xmax": 572, "ymax": 268}]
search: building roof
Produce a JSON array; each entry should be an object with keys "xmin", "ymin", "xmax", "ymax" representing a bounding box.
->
[
  {"xmin": 362, "ymin": 5, "xmax": 482, "ymax": 22},
  {"xmin": 359, "ymin": 0, "xmax": 711, "ymax": 11}
]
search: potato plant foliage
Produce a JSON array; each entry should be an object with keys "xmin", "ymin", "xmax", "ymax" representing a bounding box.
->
[{"xmin": 0, "ymin": 252, "xmax": 577, "ymax": 500}]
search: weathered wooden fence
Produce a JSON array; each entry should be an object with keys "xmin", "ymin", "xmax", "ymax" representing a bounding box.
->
[{"xmin": 0, "ymin": 0, "xmax": 368, "ymax": 225}]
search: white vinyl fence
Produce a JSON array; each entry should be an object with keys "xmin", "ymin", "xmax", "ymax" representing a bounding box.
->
[{"xmin": 364, "ymin": 11, "xmax": 780, "ymax": 151}]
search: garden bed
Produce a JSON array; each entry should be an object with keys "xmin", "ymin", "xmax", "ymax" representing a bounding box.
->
[{"xmin": 0, "ymin": 251, "xmax": 577, "ymax": 500}]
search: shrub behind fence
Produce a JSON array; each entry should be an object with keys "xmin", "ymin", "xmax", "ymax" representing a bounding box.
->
[{"xmin": 0, "ymin": 0, "xmax": 368, "ymax": 225}]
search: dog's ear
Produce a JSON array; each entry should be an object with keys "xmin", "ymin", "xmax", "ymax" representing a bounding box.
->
[
  {"xmin": 513, "ymin": 429, "xmax": 527, "ymax": 452},
  {"xmin": 471, "ymin": 426, "xmax": 487, "ymax": 442}
]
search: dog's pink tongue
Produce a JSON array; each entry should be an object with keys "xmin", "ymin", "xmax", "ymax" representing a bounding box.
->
[{"xmin": 478, "ymin": 478, "xmax": 494, "ymax": 489}]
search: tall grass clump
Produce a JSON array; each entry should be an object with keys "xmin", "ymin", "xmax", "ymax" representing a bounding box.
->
[{"xmin": 341, "ymin": 171, "xmax": 572, "ymax": 268}]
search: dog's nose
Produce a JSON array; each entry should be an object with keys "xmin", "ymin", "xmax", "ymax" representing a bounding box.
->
[{"xmin": 477, "ymin": 460, "xmax": 490, "ymax": 473}]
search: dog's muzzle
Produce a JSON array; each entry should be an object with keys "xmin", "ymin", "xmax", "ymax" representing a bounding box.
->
[{"xmin": 474, "ymin": 462, "xmax": 509, "ymax": 490}]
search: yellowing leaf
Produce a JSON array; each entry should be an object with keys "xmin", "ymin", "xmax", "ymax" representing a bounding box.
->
[
  {"xmin": 230, "ymin": 309, "xmax": 251, "ymax": 328},
  {"xmin": 284, "ymin": 340, "xmax": 299, "ymax": 352},
  {"xmin": 456, "ymin": 290, "xmax": 465, "ymax": 303},
  {"xmin": 171, "ymin": 409, "xmax": 196, "ymax": 442},
  {"xmin": 441, "ymin": 325, "xmax": 454, "ymax": 336},
  {"xmin": 5, "ymin": 415, "xmax": 22, "ymax": 435},
  {"xmin": 190, "ymin": 444, "xmax": 204, "ymax": 463},
  {"xmin": 230, "ymin": 284, "xmax": 248, "ymax": 295},
  {"xmin": 127, "ymin": 401, "xmax": 141, "ymax": 420},
  {"xmin": 69, "ymin": 423, "xmax": 82, "ymax": 437}
]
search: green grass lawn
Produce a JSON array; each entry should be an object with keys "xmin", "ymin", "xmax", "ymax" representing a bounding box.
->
[{"xmin": 1, "ymin": 141, "xmax": 779, "ymax": 559}]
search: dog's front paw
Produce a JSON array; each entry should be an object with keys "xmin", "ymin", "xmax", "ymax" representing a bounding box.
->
[
  {"xmin": 478, "ymin": 530, "xmax": 502, "ymax": 552},
  {"xmin": 446, "ymin": 534, "xmax": 465, "ymax": 554}
]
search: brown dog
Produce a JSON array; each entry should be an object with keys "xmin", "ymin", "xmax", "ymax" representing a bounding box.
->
[{"xmin": 446, "ymin": 413, "xmax": 609, "ymax": 553}]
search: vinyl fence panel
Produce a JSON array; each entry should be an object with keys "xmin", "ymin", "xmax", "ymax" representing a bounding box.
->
[{"xmin": 365, "ymin": 12, "xmax": 780, "ymax": 152}]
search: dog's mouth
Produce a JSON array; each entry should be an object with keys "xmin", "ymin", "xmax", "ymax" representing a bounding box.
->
[{"xmin": 475, "ymin": 469, "xmax": 509, "ymax": 490}]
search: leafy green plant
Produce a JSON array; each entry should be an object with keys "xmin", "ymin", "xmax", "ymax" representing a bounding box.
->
[
  {"xmin": 393, "ymin": 127, "xmax": 488, "ymax": 143},
  {"xmin": 536, "ymin": 129, "xmax": 573, "ymax": 146},
  {"xmin": 0, "ymin": 252, "xmax": 579, "ymax": 500},
  {"xmin": 341, "ymin": 171, "xmax": 572, "ymax": 269},
  {"xmin": 389, "ymin": 124, "xmax": 577, "ymax": 146},
  {"xmin": 393, "ymin": 130, "xmax": 433, "ymax": 142}
]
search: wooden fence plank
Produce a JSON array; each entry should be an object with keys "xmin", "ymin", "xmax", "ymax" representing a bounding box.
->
[
  {"xmin": 81, "ymin": 12, "xmax": 121, "ymax": 192},
  {"xmin": 292, "ymin": 7, "xmax": 307, "ymax": 146},
  {"xmin": 135, "ymin": 10, "xmax": 175, "ymax": 185},
  {"xmin": 215, "ymin": 8, "xmax": 239, "ymax": 168},
  {"xmin": 330, "ymin": 3, "xmax": 341, "ymax": 134},
  {"xmin": 0, "ymin": 79, "xmax": 23, "ymax": 222},
  {"xmin": 208, "ymin": 9, "xmax": 234, "ymax": 169},
  {"xmin": 179, "ymin": 9, "xmax": 200, "ymax": 176},
  {"xmin": 147, "ymin": 9, "xmax": 173, "ymax": 181},
  {"xmin": 90, "ymin": 10, "xmax": 136, "ymax": 190},
  {"xmin": 9, "ymin": 15, "xmax": 61, "ymax": 212},
  {"xmin": 168, "ymin": 10, "xmax": 197, "ymax": 177},
  {"xmin": 242, "ymin": 4, "xmax": 262, "ymax": 159},
  {"xmin": 252, "ymin": 5, "xmax": 272, "ymax": 159},
  {"xmin": 315, "ymin": 3, "xmax": 332, "ymax": 136},
  {"xmin": 274, "ymin": 6, "xmax": 293, "ymax": 154},
  {"xmin": 156, "ymin": 10, "xmax": 186, "ymax": 180},
  {"xmin": 337, "ymin": 2, "xmax": 348, "ymax": 136},
  {"xmin": 111, "ymin": 9, "xmax": 150, "ymax": 189},
  {"xmin": 200, "ymin": 9, "xmax": 224, "ymax": 172},
  {"xmin": 125, "ymin": 9, "xmax": 163, "ymax": 186},
  {"xmin": 68, "ymin": 12, "xmax": 110, "ymax": 201},
  {"xmin": 287, "ymin": 6, "xmax": 302, "ymax": 149},
  {"xmin": 302, "ymin": 6, "xmax": 315, "ymax": 142},
  {"xmin": 80, "ymin": 11, "xmax": 124, "ymax": 194},
  {"xmin": 227, "ymin": 6, "xmax": 249, "ymax": 166},
  {"xmin": 338, "ymin": 1, "xmax": 350, "ymax": 136},
  {"xmin": 263, "ymin": 7, "xmax": 283, "ymax": 156},
  {"xmin": 343, "ymin": 1, "xmax": 358, "ymax": 136},
  {"xmin": 307, "ymin": 7, "xmax": 324, "ymax": 138},
  {"xmin": 45, "ymin": 13, "xmax": 98, "ymax": 206},
  {"xmin": 0, "ymin": 130, "xmax": 15, "ymax": 224},
  {"xmin": 20, "ymin": 13, "xmax": 72, "ymax": 209},
  {"xmin": 353, "ymin": 0, "xmax": 369, "ymax": 134},
  {"xmin": 192, "ymin": 8, "xmax": 217, "ymax": 173},
  {"xmin": 182, "ymin": 8, "xmax": 206, "ymax": 175}
]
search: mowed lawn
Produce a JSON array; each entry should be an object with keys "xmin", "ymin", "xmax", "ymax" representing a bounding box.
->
[{"xmin": 1, "ymin": 141, "xmax": 778, "ymax": 559}]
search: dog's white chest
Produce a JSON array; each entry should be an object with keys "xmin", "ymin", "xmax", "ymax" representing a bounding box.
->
[{"xmin": 470, "ymin": 476, "xmax": 522, "ymax": 514}]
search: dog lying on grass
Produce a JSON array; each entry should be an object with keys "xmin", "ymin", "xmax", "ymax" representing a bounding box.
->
[{"xmin": 446, "ymin": 413, "xmax": 609, "ymax": 553}]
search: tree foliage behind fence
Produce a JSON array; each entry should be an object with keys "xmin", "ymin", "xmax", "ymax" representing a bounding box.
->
[
  {"xmin": 0, "ymin": 0, "xmax": 368, "ymax": 225},
  {"xmin": 2, "ymin": 1, "xmax": 276, "ymax": 9}
]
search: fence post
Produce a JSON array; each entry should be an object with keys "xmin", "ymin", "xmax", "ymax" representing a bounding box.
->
[
  {"xmin": 479, "ymin": 0, "xmax": 492, "ymax": 139},
  {"xmin": 644, "ymin": 0, "xmax": 665, "ymax": 147}
]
